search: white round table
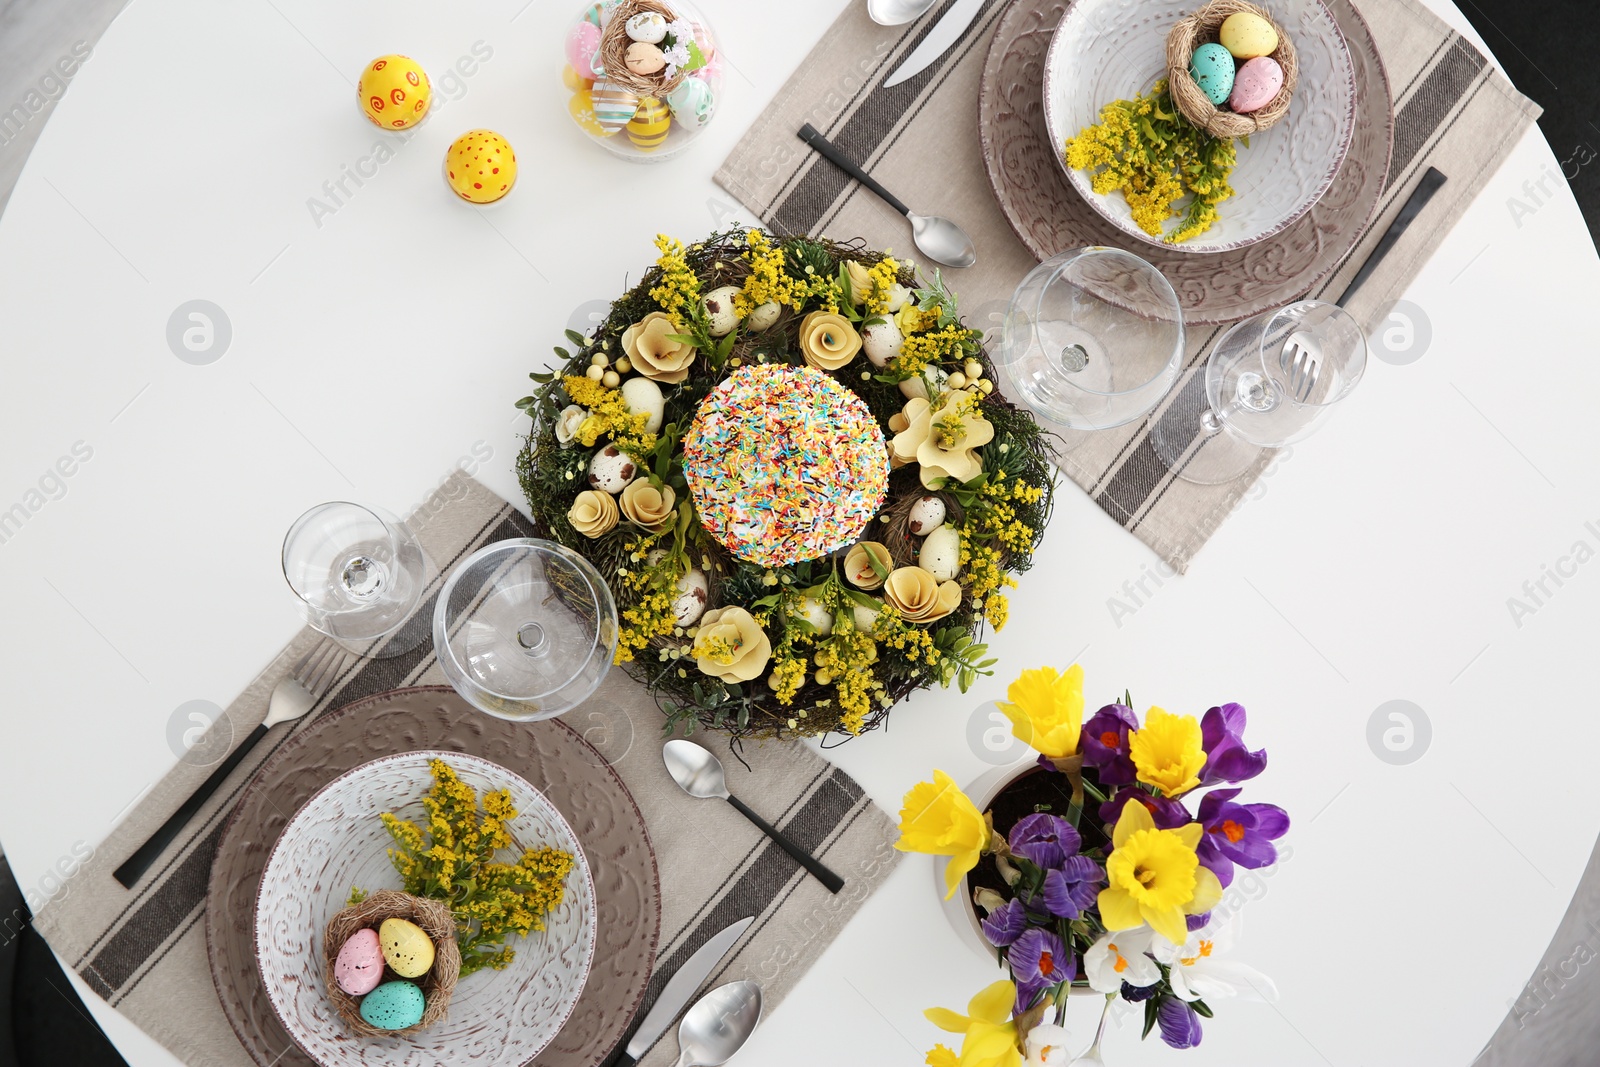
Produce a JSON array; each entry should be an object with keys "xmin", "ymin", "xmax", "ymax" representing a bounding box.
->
[{"xmin": 1, "ymin": 1, "xmax": 1595, "ymax": 1065}]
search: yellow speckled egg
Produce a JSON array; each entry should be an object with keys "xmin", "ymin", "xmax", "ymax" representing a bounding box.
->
[
  {"xmin": 358, "ymin": 55, "xmax": 431, "ymax": 129},
  {"xmin": 445, "ymin": 129, "xmax": 517, "ymax": 204},
  {"xmin": 1218, "ymin": 12, "xmax": 1279, "ymax": 59},
  {"xmin": 562, "ymin": 63, "xmax": 594, "ymax": 92},
  {"xmin": 378, "ymin": 918, "xmax": 436, "ymax": 978},
  {"xmin": 626, "ymin": 96, "xmax": 671, "ymax": 152}
]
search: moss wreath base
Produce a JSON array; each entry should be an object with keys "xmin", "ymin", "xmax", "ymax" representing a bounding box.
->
[{"xmin": 516, "ymin": 229, "xmax": 1056, "ymax": 742}]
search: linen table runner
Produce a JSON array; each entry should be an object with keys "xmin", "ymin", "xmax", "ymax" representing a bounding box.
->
[
  {"xmin": 716, "ymin": 0, "xmax": 1540, "ymax": 570},
  {"xmin": 35, "ymin": 473, "xmax": 902, "ymax": 1067}
]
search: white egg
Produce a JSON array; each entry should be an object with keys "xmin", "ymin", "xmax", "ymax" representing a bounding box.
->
[
  {"xmin": 672, "ymin": 568, "xmax": 709, "ymax": 626},
  {"xmin": 587, "ymin": 444, "xmax": 638, "ymax": 494},
  {"xmin": 918, "ymin": 524, "xmax": 962, "ymax": 581},
  {"xmin": 746, "ymin": 301, "xmax": 781, "ymax": 332},
  {"xmin": 852, "ymin": 602, "xmax": 881, "ymax": 632},
  {"xmin": 862, "ymin": 319, "xmax": 904, "ymax": 367},
  {"xmin": 703, "ymin": 285, "xmax": 742, "ymax": 338},
  {"xmin": 796, "ymin": 596, "xmax": 833, "ymax": 636},
  {"xmin": 907, "ymin": 495, "xmax": 947, "ymax": 536},
  {"xmin": 624, "ymin": 11, "xmax": 668, "ymax": 43},
  {"xmin": 899, "ymin": 367, "xmax": 949, "ymax": 401},
  {"xmin": 619, "ymin": 376, "xmax": 665, "ymax": 434}
]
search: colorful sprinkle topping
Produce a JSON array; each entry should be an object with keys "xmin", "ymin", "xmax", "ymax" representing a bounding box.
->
[{"xmin": 683, "ymin": 364, "xmax": 889, "ymax": 567}]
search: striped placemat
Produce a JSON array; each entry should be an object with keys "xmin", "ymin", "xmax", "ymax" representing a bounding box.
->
[
  {"xmin": 34, "ymin": 473, "xmax": 901, "ymax": 1067},
  {"xmin": 716, "ymin": 0, "xmax": 1540, "ymax": 570}
]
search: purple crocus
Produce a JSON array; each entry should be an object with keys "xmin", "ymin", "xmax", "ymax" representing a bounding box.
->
[
  {"xmin": 1038, "ymin": 856, "xmax": 1104, "ymax": 920},
  {"xmin": 1199, "ymin": 703, "xmax": 1268, "ymax": 786},
  {"xmin": 1098, "ymin": 786, "xmax": 1191, "ymax": 830},
  {"xmin": 1195, "ymin": 787, "xmax": 1290, "ymax": 887},
  {"xmin": 980, "ymin": 898, "xmax": 1028, "ymax": 948},
  {"xmin": 1080, "ymin": 703, "xmax": 1140, "ymax": 786},
  {"xmin": 1008, "ymin": 813, "xmax": 1081, "ymax": 869},
  {"xmin": 1156, "ymin": 996, "xmax": 1204, "ymax": 1049},
  {"xmin": 1009, "ymin": 927, "xmax": 1073, "ymax": 990}
]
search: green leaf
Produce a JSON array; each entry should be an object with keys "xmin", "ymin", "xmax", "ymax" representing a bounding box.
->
[
  {"xmin": 554, "ymin": 346, "xmax": 571, "ymax": 360},
  {"xmin": 565, "ymin": 329, "xmax": 587, "ymax": 347},
  {"xmin": 682, "ymin": 39, "xmax": 708, "ymax": 73},
  {"xmin": 1143, "ymin": 998, "xmax": 1159, "ymax": 1040},
  {"xmin": 1192, "ymin": 998, "xmax": 1214, "ymax": 1019},
  {"xmin": 528, "ymin": 371, "xmax": 556, "ymax": 384}
]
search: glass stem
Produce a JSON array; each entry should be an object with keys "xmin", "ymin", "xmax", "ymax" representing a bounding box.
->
[{"xmin": 1198, "ymin": 409, "xmax": 1223, "ymax": 436}]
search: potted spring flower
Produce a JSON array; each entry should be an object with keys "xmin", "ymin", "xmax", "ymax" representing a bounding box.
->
[{"xmin": 896, "ymin": 665, "xmax": 1288, "ymax": 1063}]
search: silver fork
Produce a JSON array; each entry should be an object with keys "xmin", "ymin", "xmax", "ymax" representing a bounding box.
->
[
  {"xmin": 1280, "ymin": 332, "xmax": 1323, "ymax": 403},
  {"xmin": 113, "ymin": 642, "xmax": 351, "ymax": 888}
]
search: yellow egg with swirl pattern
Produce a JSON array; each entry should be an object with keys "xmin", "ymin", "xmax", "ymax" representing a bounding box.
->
[
  {"xmin": 626, "ymin": 96, "xmax": 671, "ymax": 153},
  {"xmin": 358, "ymin": 54, "xmax": 431, "ymax": 130}
]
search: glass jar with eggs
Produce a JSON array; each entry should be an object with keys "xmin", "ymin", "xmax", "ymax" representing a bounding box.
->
[{"xmin": 562, "ymin": 0, "xmax": 723, "ymax": 162}]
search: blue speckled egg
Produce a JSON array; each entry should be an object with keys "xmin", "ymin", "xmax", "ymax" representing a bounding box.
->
[
  {"xmin": 359, "ymin": 980, "xmax": 426, "ymax": 1031},
  {"xmin": 1189, "ymin": 43, "xmax": 1236, "ymax": 107}
]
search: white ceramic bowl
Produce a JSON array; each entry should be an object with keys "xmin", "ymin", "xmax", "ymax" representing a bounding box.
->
[
  {"xmin": 254, "ymin": 751, "xmax": 597, "ymax": 1067},
  {"xmin": 1043, "ymin": 0, "xmax": 1356, "ymax": 254}
]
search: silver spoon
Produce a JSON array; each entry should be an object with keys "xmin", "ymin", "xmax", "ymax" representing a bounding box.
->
[
  {"xmin": 673, "ymin": 981, "xmax": 763, "ymax": 1067},
  {"xmin": 797, "ymin": 124, "xmax": 977, "ymax": 269},
  {"xmin": 867, "ymin": 0, "xmax": 939, "ymax": 25},
  {"xmin": 663, "ymin": 740, "xmax": 845, "ymax": 893},
  {"xmin": 1069, "ymin": 995, "xmax": 1115, "ymax": 1066}
]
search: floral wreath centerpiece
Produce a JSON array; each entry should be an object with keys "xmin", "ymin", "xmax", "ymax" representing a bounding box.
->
[{"xmin": 516, "ymin": 230, "xmax": 1056, "ymax": 739}]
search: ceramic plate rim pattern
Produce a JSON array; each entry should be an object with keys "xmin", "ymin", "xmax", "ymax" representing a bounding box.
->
[
  {"xmin": 252, "ymin": 749, "xmax": 599, "ymax": 1067},
  {"xmin": 1041, "ymin": 0, "xmax": 1357, "ymax": 253}
]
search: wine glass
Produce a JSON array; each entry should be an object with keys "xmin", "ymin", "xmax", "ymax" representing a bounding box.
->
[
  {"xmin": 1150, "ymin": 300, "xmax": 1368, "ymax": 484},
  {"xmin": 996, "ymin": 246, "xmax": 1185, "ymax": 437},
  {"xmin": 433, "ymin": 538, "xmax": 618, "ymax": 722},
  {"xmin": 281, "ymin": 502, "xmax": 432, "ymax": 657}
]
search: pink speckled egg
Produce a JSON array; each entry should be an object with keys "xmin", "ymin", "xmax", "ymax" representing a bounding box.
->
[
  {"xmin": 565, "ymin": 20, "xmax": 601, "ymax": 75},
  {"xmin": 1229, "ymin": 56, "xmax": 1284, "ymax": 114},
  {"xmin": 334, "ymin": 928, "xmax": 384, "ymax": 996}
]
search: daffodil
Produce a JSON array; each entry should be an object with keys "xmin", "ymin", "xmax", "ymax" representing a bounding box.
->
[
  {"xmin": 1129, "ymin": 707, "xmax": 1206, "ymax": 797},
  {"xmin": 997, "ymin": 665, "xmax": 1084, "ymax": 759},
  {"xmin": 896, "ymin": 770, "xmax": 990, "ymax": 899},
  {"xmin": 1097, "ymin": 799, "xmax": 1222, "ymax": 945},
  {"xmin": 923, "ymin": 980, "xmax": 1023, "ymax": 1067}
]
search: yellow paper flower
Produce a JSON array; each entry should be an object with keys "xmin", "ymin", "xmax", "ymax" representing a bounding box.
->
[
  {"xmin": 567, "ymin": 490, "xmax": 618, "ymax": 538},
  {"xmin": 1097, "ymin": 799, "xmax": 1222, "ymax": 945},
  {"xmin": 892, "ymin": 390, "xmax": 994, "ymax": 488},
  {"xmin": 997, "ymin": 664, "xmax": 1084, "ymax": 759},
  {"xmin": 884, "ymin": 566, "xmax": 962, "ymax": 624},
  {"xmin": 923, "ymin": 980, "xmax": 1022, "ymax": 1067},
  {"xmin": 798, "ymin": 310, "xmax": 863, "ymax": 371},
  {"xmin": 1129, "ymin": 707, "xmax": 1206, "ymax": 797},
  {"xmin": 691, "ymin": 606, "xmax": 772, "ymax": 683},
  {"xmin": 619, "ymin": 478, "xmax": 676, "ymax": 531},
  {"xmin": 844, "ymin": 541, "xmax": 892, "ymax": 590},
  {"xmin": 844, "ymin": 260, "xmax": 874, "ymax": 305},
  {"xmin": 622, "ymin": 311, "xmax": 696, "ymax": 384},
  {"xmin": 895, "ymin": 769, "xmax": 988, "ymax": 899}
]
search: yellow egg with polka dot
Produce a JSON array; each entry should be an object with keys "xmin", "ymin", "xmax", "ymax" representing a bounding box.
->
[
  {"xmin": 445, "ymin": 129, "xmax": 517, "ymax": 204},
  {"xmin": 626, "ymin": 96, "xmax": 671, "ymax": 153},
  {"xmin": 562, "ymin": 63, "xmax": 594, "ymax": 93},
  {"xmin": 358, "ymin": 54, "xmax": 431, "ymax": 130},
  {"xmin": 568, "ymin": 90, "xmax": 607, "ymax": 137}
]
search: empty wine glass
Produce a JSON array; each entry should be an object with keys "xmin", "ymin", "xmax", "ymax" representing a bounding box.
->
[
  {"xmin": 433, "ymin": 538, "xmax": 618, "ymax": 722},
  {"xmin": 1150, "ymin": 300, "xmax": 1368, "ymax": 484},
  {"xmin": 281, "ymin": 502, "xmax": 432, "ymax": 657},
  {"xmin": 996, "ymin": 246, "xmax": 1185, "ymax": 437}
]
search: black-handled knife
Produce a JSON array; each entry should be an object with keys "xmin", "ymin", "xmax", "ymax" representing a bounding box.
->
[{"xmin": 1337, "ymin": 166, "xmax": 1447, "ymax": 306}]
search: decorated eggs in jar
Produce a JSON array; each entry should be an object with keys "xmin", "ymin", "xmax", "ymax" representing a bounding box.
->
[
  {"xmin": 358, "ymin": 55, "xmax": 431, "ymax": 129},
  {"xmin": 560, "ymin": 0, "xmax": 724, "ymax": 161},
  {"xmin": 445, "ymin": 130, "xmax": 517, "ymax": 204}
]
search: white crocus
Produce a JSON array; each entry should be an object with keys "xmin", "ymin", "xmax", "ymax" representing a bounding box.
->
[
  {"xmin": 554, "ymin": 405, "xmax": 588, "ymax": 448},
  {"xmin": 1150, "ymin": 914, "xmax": 1277, "ymax": 1003},
  {"xmin": 1023, "ymin": 1023, "xmax": 1073, "ymax": 1066},
  {"xmin": 1084, "ymin": 925, "xmax": 1160, "ymax": 993}
]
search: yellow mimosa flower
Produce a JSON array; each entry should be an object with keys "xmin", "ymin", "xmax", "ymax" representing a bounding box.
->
[
  {"xmin": 1129, "ymin": 707, "xmax": 1206, "ymax": 797},
  {"xmin": 1097, "ymin": 799, "xmax": 1223, "ymax": 945},
  {"xmin": 896, "ymin": 770, "xmax": 989, "ymax": 900},
  {"xmin": 997, "ymin": 664, "xmax": 1085, "ymax": 758},
  {"xmin": 924, "ymin": 980, "xmax": 1022, "ymax": 1067}
]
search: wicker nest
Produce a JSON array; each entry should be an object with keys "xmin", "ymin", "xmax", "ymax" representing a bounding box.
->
[
  {"xmin": 1165, "ymin": 0, "xmax": 1298, "ymax": 138},
  {"xmin": 598, "ymin": 0, "xmax": 699, "ymax": 97},
  {"xmin": 322, "ymin": 890, "xmax": 461, "ymax": 1037}
]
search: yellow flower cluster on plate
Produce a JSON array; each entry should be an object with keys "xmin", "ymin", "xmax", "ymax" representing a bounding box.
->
[{"xmin": 515, "ymin": 229, "xmax": 1057, "ymax": 739}]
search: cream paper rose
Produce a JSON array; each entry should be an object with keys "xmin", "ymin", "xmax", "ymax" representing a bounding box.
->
[
  {"xmin": 691, "ymin": 606, "xmax": 773, "ymax": 683},
  {"xmin": 568, "ymin": 490, "xmax": 618, "ymax": 538},
  {"xmin": 798, "ymin": 311, "xmax": 862, "ymax": 371},
  {"xmin": 891, "ymin": 389, "xmax": 994, "ymax": 488},
  {"xmin": 619, "ymin": 478, "xmax": 676, "ymax": 532},
  {"xmin": 844, "ymin": 260, "xmax": 873, "ymax": 305},
  {"xmin": 844, "ymin": 541, "xmax": 892, "ymax": 590},
  {"xmin": 554, "ymin": 404, "xmax": 588, "ymax": 448},
  {"xmin": 884, "ymin": 566, "xmax": 962, "ymax": 623},
  {"xmin": 622, "ymin": 312, "xmax": 696, "ymax": 384}
]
